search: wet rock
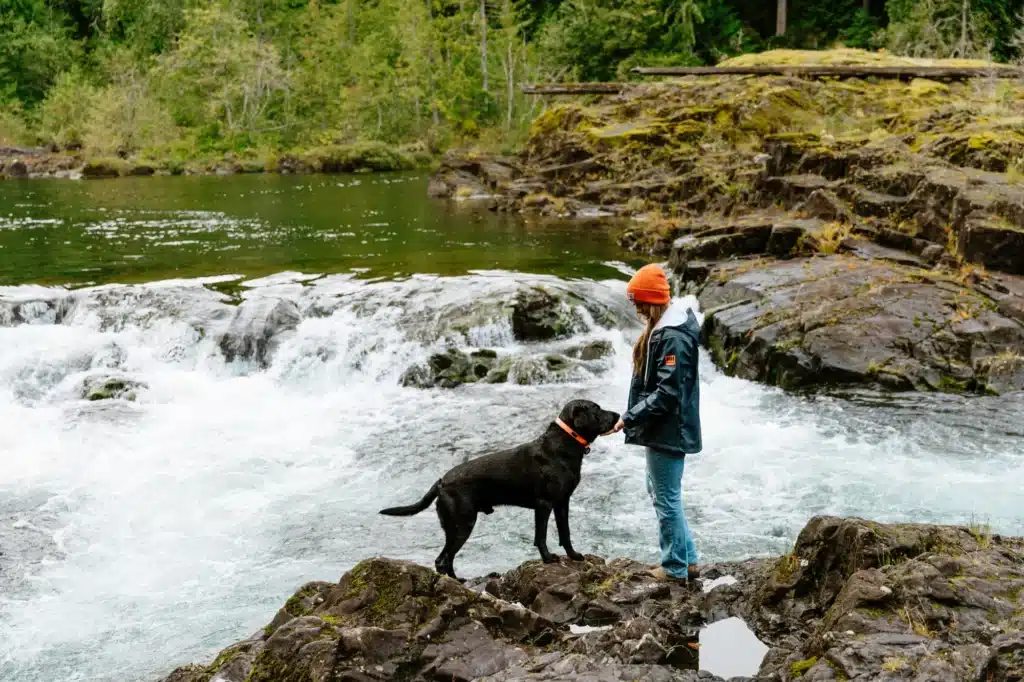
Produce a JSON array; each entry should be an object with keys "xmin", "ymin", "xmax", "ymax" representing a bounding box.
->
[
  {"xmin": 698, "ymin": 256, "xmax": 1024, "ymax": 394},
  {"xmin": 984, "ymin": 354, "xmax": 1024, "ymax": 395},
  {"xmin": 796, "ymin": 189, "xmax": 854, "ymax": 223},
  {"xmin": 218, "ymin": 298, "xmax": 302, "ymax": 368},
  {"xmin": 854, "ymin": 164, "xmax": 926, "ymax": 198},
  {"xmin": 563, "ymin": 340, "xmax": 614, "ymax": 362},
  {"xmin": 871, "ymin": 226, "xmax": 919, "ymax": 253},
  {"xmin": 266, "ymin": 581, "xmax": 334, "ymax": 636},
  {"xmin": 0, "ymin": 295, "xmax": 64, "ymax": 327},
  {"xmin": 161, "ymin": 665, "xmax": 209, "ymax": 682},
  {"xmin": 920, "ymin": 243, "xmax": 946, "ymax": 266},
  {"xmin": 672, "ymin": 224, "xmax": 773, "ymax": 263},
  {"xmin": 751, "ymin": 517, "xmax": 1024, "ymax": 682},
  {"xmin": 5, "ymin": 159, "xmax": 29, "ymax": 178},
  {"xmin": 275, "ymin": 153, "xmax": 314, "ymax": 175},
  {"xmin": 57, "ymin": 283, "xmax": 235, "ymax": 339},
  {"xmin": 428, "ymin": 152, "xmax": 518, "ymax": 199},
  {"xmin": 844, "ymin": 185, "xmax": 911, "ymax": 219},
  {"xmin": 401, "ymin": 348, "xmax": 596, "ymax": 389},
  {"xmin": 401, "ymin": 348, "xmax": 502, "ymax": 389},
  {"xmin": 81, "ymin": 373, "xmax": 146, "ymax": 401},
  {"xmin": 760, "ymin": 175, "xmax": 836, "ymax": 207},
  {"xmin": 839, "ymin": 238, "xmax": 921, "ymax": 267},
  {"xmin": 160, "ymin": 517, "xmax": 1024, "ymax": 682},
  {"xmin": 423, "ymin": 621, "xmax": 528, "ymax": 681},
  {"xmin": 668, "ymin": 215, "xmax": 830, "ymax": 271},
  {"xmin": 958, "ymin": 214, "xmax": 1024, "ymax": 275},
  {"xmin": 511, "ymin": 288, "xmax": 584, "ymax": 342},
  {"xmin": 81, "ymin": 159, "xmax": 126, "ymax": 179}
]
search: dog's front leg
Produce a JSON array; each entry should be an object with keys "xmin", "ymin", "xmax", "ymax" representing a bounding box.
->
[
  {"xmin": 534, "ymin": 505, "xmax": 558, "ymax": 563},
  {"xmin": 555, "ymin": 502, "xmax": 585, "ymax": 561}
]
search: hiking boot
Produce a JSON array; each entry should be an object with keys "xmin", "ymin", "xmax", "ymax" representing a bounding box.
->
[
  {"xmin": 688, "ymin": 564, "xmax": 701, "ymax": 580},
  {"xmin": 649, "ymin": 567, "xmax": 689, "ymax": 585}
]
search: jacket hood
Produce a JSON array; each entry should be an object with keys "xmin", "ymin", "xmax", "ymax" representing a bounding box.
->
[{"xmin": 653, "ymin": 299, "xmax": 699, "ymax": 331}]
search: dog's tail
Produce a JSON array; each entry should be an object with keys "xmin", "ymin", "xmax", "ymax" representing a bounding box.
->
[{"xmin": 379, "ymin": 480, "xmax": 440, "ymax": 517}]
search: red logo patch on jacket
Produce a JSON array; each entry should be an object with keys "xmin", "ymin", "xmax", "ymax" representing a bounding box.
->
[{"xmin": 664, "ymin": 355, "xmax": 676, "ymax": 367}]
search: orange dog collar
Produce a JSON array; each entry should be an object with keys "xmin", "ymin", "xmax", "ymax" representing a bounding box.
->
[{"xmin": 556, "ymin": 418, "xmax": 590, "ymax": 450}]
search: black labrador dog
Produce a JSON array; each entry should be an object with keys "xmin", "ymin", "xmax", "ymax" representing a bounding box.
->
[{"xmin": 379, "ymin": 399, "xmax": 620, "ymax": 580}]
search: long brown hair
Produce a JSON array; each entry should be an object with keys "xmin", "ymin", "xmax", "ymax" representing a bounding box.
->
[{"xmin": 632, "ymin": 302, "xmax": 668, "ymax": 375}]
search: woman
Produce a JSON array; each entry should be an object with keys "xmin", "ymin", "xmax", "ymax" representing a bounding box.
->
[{"xmin": 606, "ymin": 263, "xmax": 702, "ymax": 584}]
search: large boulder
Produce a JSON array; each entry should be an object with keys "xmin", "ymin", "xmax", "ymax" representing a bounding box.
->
[
  {"xmin": 511, "ymin": 288, "xmax": 585, "ymax": 342},
  {"xmin": 161, "ymin": 555, "xmax": 707, "ymax": 682},
  {"xmin": 698, "ymin": 255, "xmax": 1024, "ymax": 394},
  {"xmin": 160, "ymin": 517, "xmax": 1024, "ymax": 682},
  {"xmin": 739, "ymin": 517, "xmax": 1024, "ymax": 682}
]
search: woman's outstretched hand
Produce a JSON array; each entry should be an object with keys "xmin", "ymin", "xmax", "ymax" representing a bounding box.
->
[{"xmin": 603, "ymin": 419, "xmax": 624, "ymax": 436}]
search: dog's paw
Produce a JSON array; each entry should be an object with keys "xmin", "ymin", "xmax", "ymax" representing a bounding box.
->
[{"xmin": 566, "ymin": 550, "xmax": 586, "ymax": 561}]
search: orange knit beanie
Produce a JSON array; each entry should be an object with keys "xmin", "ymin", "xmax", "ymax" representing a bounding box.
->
[{"xmin": 626, "ymin": 264, "xmax": 671, "ymax": 305}]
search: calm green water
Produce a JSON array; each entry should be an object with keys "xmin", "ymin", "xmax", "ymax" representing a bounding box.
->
[{"xmin": 0, "ymin": 173, "xmax": 631, "ymax": 286}]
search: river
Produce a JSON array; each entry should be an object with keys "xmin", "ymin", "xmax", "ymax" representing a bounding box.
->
[{"xmin": 1, "ymin": 173, "xmax": 1022, "ymax": 682}]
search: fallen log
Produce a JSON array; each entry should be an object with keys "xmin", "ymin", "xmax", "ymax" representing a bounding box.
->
[
  {"xmin": 521, "ymin": 83, "xmax": 626, "ymax": 95},
  {"xmin": 630, "ymin": 65, "xmax": 1024, "ymax": 80}
]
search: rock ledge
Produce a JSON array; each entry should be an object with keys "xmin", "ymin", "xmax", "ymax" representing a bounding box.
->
[{"xmin": 161, "ymin": 516, "xmax": 1024, "ymax": 682}]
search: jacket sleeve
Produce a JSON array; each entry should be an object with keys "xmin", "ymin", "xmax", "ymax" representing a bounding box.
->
[{"xmin": 622, "ymin": 330, "xmax": 692, "ymax": 428}]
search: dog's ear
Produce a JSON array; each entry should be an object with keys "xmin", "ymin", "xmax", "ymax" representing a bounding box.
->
[
  {"xmin": 569, "ymin": 401, "xmax": 598, "ymax": 434},
  {"xmin": 569, "ymin": 400, "xmax": 591, "ymax": 422}
]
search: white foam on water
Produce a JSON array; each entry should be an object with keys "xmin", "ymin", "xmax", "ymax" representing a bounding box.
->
[{"xmin": 0, "ymin": 281, "xmax": 1021, "ymax": 682}]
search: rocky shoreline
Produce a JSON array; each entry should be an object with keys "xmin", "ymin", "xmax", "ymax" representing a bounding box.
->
[
  {"xmin": 427, "ymin": 52, "xmax": 1024, "ymax": 396},
  {"xmin": 0, "ymin": 142, "xmax": 427, "ymax": 180},
  {"xmin": 160, "ymin": 516, "xmax": 1024, "ymax": 682}
]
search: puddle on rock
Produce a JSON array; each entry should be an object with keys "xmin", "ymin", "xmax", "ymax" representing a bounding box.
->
[
  {"xmin": 568, "ymin": 624, "xmax": 613, "ymax": 635},
  {"xmin": 699, "ymin": 617, "xmax": 769, "ymax": 679}
]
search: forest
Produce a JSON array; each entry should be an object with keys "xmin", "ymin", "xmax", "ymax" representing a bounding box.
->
[{"xmin": 2, "ymin": 0, "xmax": 1023, "ymax": 169}]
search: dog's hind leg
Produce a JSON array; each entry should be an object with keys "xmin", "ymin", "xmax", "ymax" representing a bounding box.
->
[
  {"xmin": 434, "ymin": 492, "xmax": 476, "ymax": 581},
  {"xmin": 534, "ymin": 504, "xmax": 558, "ymax": 564},
  {"xmin": 555, "ymin": 501, "xmax": 585, "ymax": 561}
]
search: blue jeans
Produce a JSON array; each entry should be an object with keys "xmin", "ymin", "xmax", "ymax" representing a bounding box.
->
[{"xmin": 645, "ymin": 448, "xmax": 699, "ymax": 578}]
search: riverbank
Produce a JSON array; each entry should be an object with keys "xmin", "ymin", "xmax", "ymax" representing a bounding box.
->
[
  {"xmin": 0, "ymin": 140, "xmax": 435, "ymax": 180},
  {"xmin": 160, "ymin": 515, "xmax": 1024, "ymax": 682},
  {"xmin": 429, "ymin": 49, "xmax": 1024, "ymax": 396}
]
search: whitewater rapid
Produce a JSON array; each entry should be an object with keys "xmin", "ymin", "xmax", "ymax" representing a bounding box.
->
[{"xmin": 1, "ymin": 270, "xmax": 1022, "ymax": 682}]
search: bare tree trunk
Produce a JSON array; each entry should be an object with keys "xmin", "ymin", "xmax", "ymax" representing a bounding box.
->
[
  {"xmin": 958, "ymin": 0, "xmax": 971, "ymax": 57},
  {"xmin": 776, "ymin": 0, "xmax": 787, "ymax": 36},
  {"xmin": 480, "ymin": 0, "xmax": 489, "ymax": 92},
  {"xmin": 506, "ymin": 40, "xmax": 514, "ymax": 129},
  {"xmin": 427, "ymin": 0, "xmax": 441, "ymax": 126}
]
